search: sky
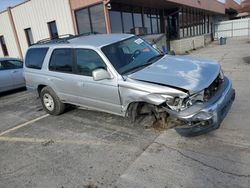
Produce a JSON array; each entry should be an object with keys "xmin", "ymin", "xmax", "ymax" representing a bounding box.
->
[
  {"xmin": 0, "ymin": 0, "xmax": 24, "ymax": 12},
  {"xmin": 217, "ymin": 0, "xmax": 241, "ymax": 3}
]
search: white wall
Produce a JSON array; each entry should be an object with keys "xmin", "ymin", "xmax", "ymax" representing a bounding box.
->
[
  {"xmin": 11, "ymin": 0, "xmax": 75, "ymax": 57},
  {"xmin": 0, "ymin": 11, "xmax": 20, "ymax": 58},
  {"xmin": 215, "ymin": 18, "xmax": 250, "ymax": 39}
]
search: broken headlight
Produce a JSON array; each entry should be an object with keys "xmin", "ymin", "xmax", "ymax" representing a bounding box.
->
[
  {"xmin": 166, "ymin": 97, "xmax": 184, "ymax": 112},
  {"xmin": 166, "ymin": 92, "xmax": 204, "ymax": 112}
]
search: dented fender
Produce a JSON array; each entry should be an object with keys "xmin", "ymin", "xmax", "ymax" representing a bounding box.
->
[{"xmin": 118, "ymin": 78, "xmax": 188, "ymax": 116}]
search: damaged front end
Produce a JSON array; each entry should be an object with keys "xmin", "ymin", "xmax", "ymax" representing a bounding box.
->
[
  {"xmin": 166, "ymin": 76, "xmax": 235, "ymax": 136},
  {"xmin": 119, "ymin": 74, "xmax": 235, "ymax": 136}
]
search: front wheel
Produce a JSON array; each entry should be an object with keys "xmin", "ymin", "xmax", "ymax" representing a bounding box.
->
[{"xmin": 40, "ymin": 86, "xmax": 65, "ymax": 115}]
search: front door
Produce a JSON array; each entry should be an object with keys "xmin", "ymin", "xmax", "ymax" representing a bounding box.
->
[{"xmin": 74, "ymin": 48, "xmax": 121, "ymax": 115}]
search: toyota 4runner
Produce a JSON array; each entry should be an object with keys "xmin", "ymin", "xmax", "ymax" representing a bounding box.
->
[{"xmin": 24, "ymin": 34, "xmax": 235, "ymax": 136}]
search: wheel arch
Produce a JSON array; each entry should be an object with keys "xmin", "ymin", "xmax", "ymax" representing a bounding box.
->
[{"xmin": 37, "ymin": 84, "xmax": 47, "ymax": 97}]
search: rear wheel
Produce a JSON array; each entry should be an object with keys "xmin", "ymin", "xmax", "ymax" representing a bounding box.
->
[{"xmin": 40, "ymin": 86, "xmax": 65, "ymax": 115}]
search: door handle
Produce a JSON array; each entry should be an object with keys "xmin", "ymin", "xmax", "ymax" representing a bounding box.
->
[{"xmin": 12, "ymin": 70, "xmax": 18, "ymax": 73}]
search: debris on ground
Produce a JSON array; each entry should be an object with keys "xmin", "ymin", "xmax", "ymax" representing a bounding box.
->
[{"xmin": 41, "ymin": 139, "xmax": 54, "ymax": 146}]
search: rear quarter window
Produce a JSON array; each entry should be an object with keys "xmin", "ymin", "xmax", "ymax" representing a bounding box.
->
[{"xmin": 25, "ymin": 48, "xmax": 49, "ymax": 69}]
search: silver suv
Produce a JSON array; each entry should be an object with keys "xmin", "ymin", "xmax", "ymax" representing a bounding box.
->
[{"xmin": 24, "ymin": 34, "xmax": 235, "ymax": 136}]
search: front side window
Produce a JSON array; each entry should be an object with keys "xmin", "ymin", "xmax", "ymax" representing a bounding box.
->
[
  {"xmin": 49, "ymin": 48, "xmax": 73, "ymax": 73},
  {"xmin": 102, "ymin": 37, "xmax": 161, "ymax": 75},
  {"xmin": 25, "ymin": 48, "xmax": 49, "ymax": 69},
  {"xmin": 0, "ymin": 60, "xmax": 23, "ymax": 70},
  {"xmin": 76, "ymin": 49, "xmax": 106, "ymax": 76},
  {"xmin": 48, "ymin": 21, "xmax": 59, "ymax": 39}
]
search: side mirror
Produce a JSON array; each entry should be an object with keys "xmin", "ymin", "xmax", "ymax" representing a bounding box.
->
[{"xmin": 92, "ymin": 68, "xmax": 111, "ymax": 81}]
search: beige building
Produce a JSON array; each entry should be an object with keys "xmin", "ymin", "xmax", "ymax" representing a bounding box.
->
[
  {"xmin": 0, "ymin": 0, "xmax": 239, "ymax": 58},
  {"xmin": 0, "ymin": 10, "xmax": 21, "ymax": 58},
  {"xmin": 0, "ymin": 0, "xmax": 75, "ymax": 59}
]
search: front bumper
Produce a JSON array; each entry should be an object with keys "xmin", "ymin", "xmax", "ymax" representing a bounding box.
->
[{"xmin": 166, "ymin": 77, "xmax": 235, "ymax": 135}]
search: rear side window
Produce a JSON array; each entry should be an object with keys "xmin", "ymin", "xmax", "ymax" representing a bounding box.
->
[
  {"xmin": 49, "ymin": 48, "xmax": 73, "ymax": 73},
  {"xmin": 25, "ymin": 48, "xmax": 49, "ymax": 69}
]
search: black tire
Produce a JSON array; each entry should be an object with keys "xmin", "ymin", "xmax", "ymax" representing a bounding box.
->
[{"xmin": 40, "ymin": 86, "xmax": 65, "ymax": 115}]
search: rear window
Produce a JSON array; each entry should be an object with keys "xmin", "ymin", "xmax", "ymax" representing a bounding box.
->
[{"xmin": 25, "ymin": 48, "xmax": 49, "ymax": 69}]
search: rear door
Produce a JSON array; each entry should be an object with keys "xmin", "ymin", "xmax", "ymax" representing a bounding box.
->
[
  {"xmin": 0, "ymin": 61, "xmax": 13, "ymax": 92},
  {"xmin": 48, "ymin": 48, "xmax": 80, "ymax": 103}
]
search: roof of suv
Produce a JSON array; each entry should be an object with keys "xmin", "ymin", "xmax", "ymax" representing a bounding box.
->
[{"xmin": 31, "ymin": 34, "xmax": 134, "ymax": 49}]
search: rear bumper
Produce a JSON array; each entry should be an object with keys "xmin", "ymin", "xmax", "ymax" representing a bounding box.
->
[{"xmin": 167, "ymin": 77, "xmax": 235, "ymax": 135}]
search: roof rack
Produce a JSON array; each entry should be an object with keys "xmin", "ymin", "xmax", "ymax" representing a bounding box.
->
[{"xmin": 33, "ymin": 32, "xmax": 99, "ymax": 46}]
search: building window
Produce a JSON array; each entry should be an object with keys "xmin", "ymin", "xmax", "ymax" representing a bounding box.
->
[
  {"xmin": 109, "ymin": 3, "xmax": 161, "ymax": 35},
  {"xmin": 143, "ymin": 8, "xmax": 161, "ymax": 34},
  {"xmin": 48, "ymin": 21, "xmax": 59, "ymax": 39},
  {"xmin": 0, "ymin": 36, "xmax": 9, "ymax": 56},
  {"xmin": 167, "ymin": 12, "xmax": 179, "ymax": 39},
  {"xmin": 178, "ymin": 8, "xmax": 210, "ymax": 39},
  {"xmin": 109, "ymin": 11, "xmax": 123, "ymax": 33},
  {"xmin": 143, "ymin": 8, "xmax": 152, "ymax": 34},
  {"xmin": 89, "ymin": 4, "xmax": 106, "ymax": 33},
  {"xmin": 75, "ymin": 8, "xmax": 91, "ymax": 34},
  {"xmin": 133, "ymin": 7, "xmax": 143, "ymax": 27},
  {"xmin": 151, "ymin": 10, "xmax": 160, "ymax": 34},
  {"xmin": 24, "ymin": 28, "xmax": 34, "ymax": 46},
  {"xmin": 75, "ymin": 4, "xmax": 106, "ymax": 34},
  {"xmin": 122, "ymin": 6, "xmax": 133, "ymax": 33}
]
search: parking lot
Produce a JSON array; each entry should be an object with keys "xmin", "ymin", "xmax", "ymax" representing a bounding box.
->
[{"xmin": 1, "ymin": 37, "xmax": 250, "ymax": 188}]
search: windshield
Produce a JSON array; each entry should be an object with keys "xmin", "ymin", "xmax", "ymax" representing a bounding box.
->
[{"xmin": 101, "ymin": 36, "xmax": 162, "ymax": 75}]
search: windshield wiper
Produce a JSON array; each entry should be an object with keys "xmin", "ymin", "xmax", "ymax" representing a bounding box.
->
[
  {"xmin": 121, "ymin": 63, "xmax": 151, "ymax": 75},
  {"xmin": 146, "ymin": 54, "xmax": 164, "ymax": 63},
  {"xmin": 122, "ymin": 54, "xmax": 164, "ymax": 75}
]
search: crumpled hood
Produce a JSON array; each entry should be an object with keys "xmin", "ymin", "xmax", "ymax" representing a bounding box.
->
[{"xmin": 129, "ymin": 55, "xmax": 221, "ymax": 94}]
